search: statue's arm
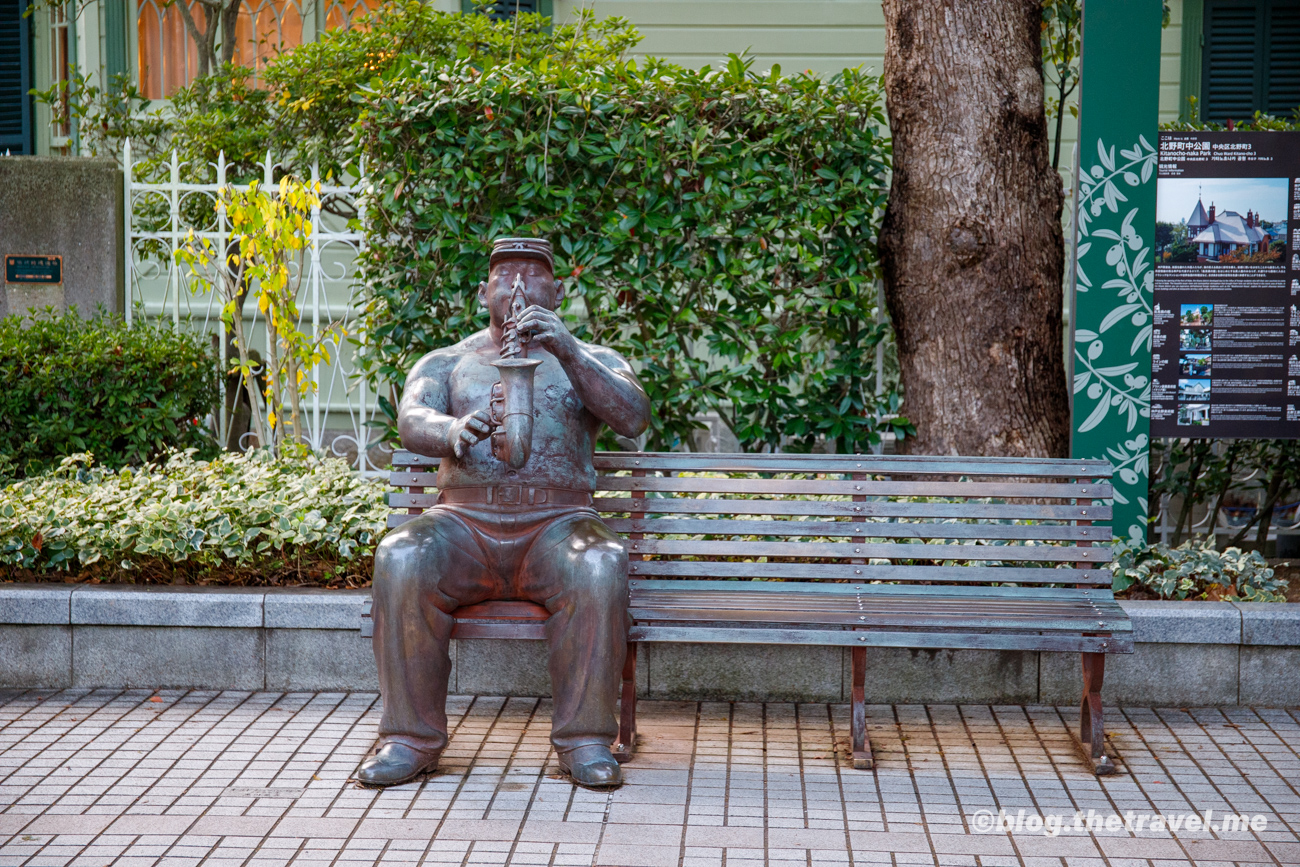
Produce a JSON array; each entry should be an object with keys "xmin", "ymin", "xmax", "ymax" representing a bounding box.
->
[
  {"xmin": 555, "ymin": 343, "xmax": 651, "ymax": 439},
  {"xmin": 397, "ymin": 354, "xmax": 492, "ymax": 458},
  {"xmin": 515, "ymin": 305, "xmax": 650, "ymax": 438}
]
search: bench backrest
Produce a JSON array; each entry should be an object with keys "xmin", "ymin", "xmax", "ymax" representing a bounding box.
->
[{"xmin": 387, "ymin": 451, "xmax": 1114, "ymax": 588}]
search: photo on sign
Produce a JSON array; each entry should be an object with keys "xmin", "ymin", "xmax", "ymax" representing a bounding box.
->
[
  {"xmin": 1178, "ymin": 378, "xmax": 1212, "ymax": 400},
  {"xmin": 1178, "ymin": 403, "xmax": 1210, "ymax": 426},
  {"xmin": 1155, "ymin": 177, "xmax": 1288, "ymax": 265},
  {"xmin": 1180, "ymin": 304, "xmax": 1213, "ymax": 327},
  {"xmin": 1181, "ymin": 328, "xmax": 1211, "ymax": 351},
  {"xmin": 1180, "ymin": 353, "xmax": 1211, "ymax": 377}
]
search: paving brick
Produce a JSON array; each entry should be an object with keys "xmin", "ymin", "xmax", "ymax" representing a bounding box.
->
[
  {"xmin": 352, "ymin": 819, "xmax": 442, "ymax": 840},
  {"xmin": 106, "ymin": 816, "xmax": 196, "ymax": 836},
  {"xmin": 23, "ymin": 815, "xmax": 118, "ymax": 836},
  {"xmin": 594, "ymin": 843, "xmax": 681, "ymax": 867}
]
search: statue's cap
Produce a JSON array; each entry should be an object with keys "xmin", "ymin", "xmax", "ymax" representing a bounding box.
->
[{"xmin": 490, "ymin": 237, "xmax": 554, "ymax": 271}]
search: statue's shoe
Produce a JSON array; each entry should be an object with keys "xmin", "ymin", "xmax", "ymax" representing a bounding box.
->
[
  {"xmin": 354, "ymin": 742, "xmax": 442, "ymax": 788},
  {"xmin": 558, "ymin": 744, "xmax": 623, "ymax": 789}
]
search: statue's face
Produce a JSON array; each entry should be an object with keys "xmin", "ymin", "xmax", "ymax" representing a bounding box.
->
[{"xmin": 478, "ymin": 258, "xmax": 563, "ymax": 325}]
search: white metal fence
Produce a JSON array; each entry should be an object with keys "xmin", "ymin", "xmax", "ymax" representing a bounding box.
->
[{"xmin": 123, "ymin": 140, "xmax": 386, "ymax": 472}]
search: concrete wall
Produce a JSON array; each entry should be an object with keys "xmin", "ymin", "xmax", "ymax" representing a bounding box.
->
[
  {"xmin": 2, "ymin": 585, "xmax": 1296, "ymax": 706},
  {"xmin": 0, "ymin": 156, "xmax": 124, "ymax": 319}
]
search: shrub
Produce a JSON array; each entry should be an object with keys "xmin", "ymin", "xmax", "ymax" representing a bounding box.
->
[
  {"xmin": 0, "ymin": 450, "xmax": 389, "ymax": 586},
  {"xmin": 1108, "ymin": 538, "xmax": 1287, "ymax": 601},
  {"xmin": 0, "ymin": 310, "xmax": 220, "ymax": 477},
  {"xmin": 356, "ymin": 54, "xmax": 904, "ymax": 453}
]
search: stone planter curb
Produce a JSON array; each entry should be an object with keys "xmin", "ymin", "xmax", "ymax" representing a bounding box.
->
[{"xmin": 2, "ymin": 585, "xmax": 1297, "ymax": 705}]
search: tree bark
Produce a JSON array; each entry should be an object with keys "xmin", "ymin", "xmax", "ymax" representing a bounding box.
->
[{"xmin": 879, "ymin": 0, "xmax": 1070, "ymax": 457}]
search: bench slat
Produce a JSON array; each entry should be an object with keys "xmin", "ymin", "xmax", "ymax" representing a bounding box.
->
[
  {"xmin": 595, "ymin": 477, "xmax": 1110, "ymax": 499},
  {"xmin": 626, "ymin": 625, "xmax": 1131, "ymax": 652},
  {"xmin": 627, "ymin": 579, "xmax": 1119, "ymax": 600},
  {"xmin": 627, "ymin": 561, "xmax": 1113, "ymax": 584},
  {"xmin": 630, "ymin": 606, "xmax": 1128, "ymax": 633},
  {"xmin": 595, "ymin": 498, "xmax": 1110, "ymax": 520},
  {"xmin": 387, "ymin": 493, "xmax": 1110, "ymax": 522},
  {"xmin": 390, "ymin": 451, "xmax": 1114, "ymax": 478},
  {"xmin": 623, "ymin": 539, "xmax": 1109, "ymax": 563},
  {"xmin": 603, "ymin": 518, "xmax": 1110, "ymax": 541},
  {"xmin": 593, "ymin": 455, "xmax": 1113, "ymax": 476}
]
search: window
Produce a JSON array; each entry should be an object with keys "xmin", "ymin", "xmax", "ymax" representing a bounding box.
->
[
  {"xmin": 137, "ymin": 0, "xmax": 380, "ymax": 100},
  {"xmin": 460, "ymin": 0, "xmax": 552, "ymax": 21},
  {"xmin": 0, "ymin": 0, "xmax": 32, "ymax": 154},
  {"xmin": 137, "ymin": 0, "xmax": 202, "ymax": 99},
  {"xmin": 1200, "ymin": 0, "xmax": 1300, "ymax": 121},
  {"xmin": 231, "ymin": 0, "xmax": 303, "ymax": 85},
  {"xmin": 325, "ymin": 0, "xmax": 382, "ymax": 32},
  {"xmin": 50, "ymin": 1, "xmax": 70, "ymax": 140}
]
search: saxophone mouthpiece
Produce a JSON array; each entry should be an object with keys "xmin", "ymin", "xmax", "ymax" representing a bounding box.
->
[{"xmin": 501, "ymin": 273, "xmax": 529, "ymax": 359}]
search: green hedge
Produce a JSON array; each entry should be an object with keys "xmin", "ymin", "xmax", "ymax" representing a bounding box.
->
[
  {"xmin": 355, "ymin": 54, "xmax": 905, "ymax": 453},
  {"xmin": 0, "ymin": 311, "xmax": 220, "ymax": 478},
  {"xmin": 0, "ymin": 450, "xmax": 388, "ymax": 586}
]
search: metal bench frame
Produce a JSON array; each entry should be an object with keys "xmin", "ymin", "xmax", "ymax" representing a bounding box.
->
[{"xmin": 368, "ymin": 451, "xmax": 1130, "ymax": 775}]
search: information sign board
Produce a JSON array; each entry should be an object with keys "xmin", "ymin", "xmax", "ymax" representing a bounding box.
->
[{"xmin": 1151, "ymin": 131, "xmax": 1300, "ymax": 437}]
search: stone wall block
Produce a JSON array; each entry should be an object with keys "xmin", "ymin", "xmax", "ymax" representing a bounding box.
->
[
  {"xmin": 454, "ymin": 639, "xmax": 551, "ymax": 697},
  {"xmin": 1040, "ymin": 643, "xmax": 1239, "ymax": 706},
  {"xmin": 645, "ymin": 643, "xmax": 843, "ymax": 702},
  {"xmin": 1238, "ymin": 646, "xmax": 1300, "ymax": 706},
  {"xmin": 1234, "ymin": 602, "xmax": 1300, "ymax": 646},
  {"xmin": 72, "ymin": 625, "xmax": 264, "ymax": 689},
  {"xmin": 0, "ymin": 584, "xmax": 71, "ymax": 625},
  {"xmin": 1120, "ymin": 600, "xmax": 1241, "ymax": 644},
  {"xmin": 72, "ymin": 586, "xmax": 264, "ymax": 627},
  {"xmin": 264, "ymin": 589, "xmax": 370, "ymax": 630},
  {"xmin": 0, "ymin": 625, "xmax": 72, "ymax": 687},
  {"xmin": 266, "ymin": 629, "xmax": 378, "ymax": 690},
  {"xmin": 858, "ymin": 647, "xmax": 1039, "ymax": 704}
]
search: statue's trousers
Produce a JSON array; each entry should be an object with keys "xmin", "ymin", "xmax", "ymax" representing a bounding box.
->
[{"xmin": 370, "ymin": 501, "xmax": 629, "ymax": 753}]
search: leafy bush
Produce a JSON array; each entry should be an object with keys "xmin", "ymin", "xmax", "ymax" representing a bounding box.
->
[
  {"xmin": 0, "ymin": 311, "xmax": 220, "ymax": 477},
  {"xmin": 0, "ymin": 450, "xmax": 389, "ymax": 586},
  {"xmin": 1109, "ymin": 538, "xmax": 1287, "ymax": 602},
  {"xmin": 356, "ymin": 54, "xmax": 904, "ymax": 453}
]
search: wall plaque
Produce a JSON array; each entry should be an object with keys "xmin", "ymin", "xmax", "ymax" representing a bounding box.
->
[{"xmin": 5, "ymin": 255, "xmax": 63, "ymax": 284}]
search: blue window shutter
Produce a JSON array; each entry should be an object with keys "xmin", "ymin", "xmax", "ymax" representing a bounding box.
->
[
  {"xmin": 1267, "ymin": 3, "xmax": 1300, "ymax": 114},
  {"xmin": 0, "ymin": 0, "xmax": 32, "ymax": 154},
  {"xmin": 1202, "ymin": 0, "xmax": 1300, "ymax": 122}
]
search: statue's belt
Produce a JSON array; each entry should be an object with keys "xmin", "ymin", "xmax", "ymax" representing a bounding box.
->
[{"xmin": 438, "ymin": 485, "xmax": 594, "ymax": 507}]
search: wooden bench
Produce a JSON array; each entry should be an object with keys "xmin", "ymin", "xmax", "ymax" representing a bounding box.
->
[{"xmin": 364, "ymin": 450, "xmax": 1131, "ymax": 774}]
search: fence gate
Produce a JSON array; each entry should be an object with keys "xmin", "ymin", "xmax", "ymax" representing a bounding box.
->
[{"xmin": 122, "ymin": 141, "xmax": 386, "ymax": 473}]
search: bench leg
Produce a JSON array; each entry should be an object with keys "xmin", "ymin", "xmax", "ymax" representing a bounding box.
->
[
  {"xmin": 850, "ymin": 646, "xmax": 873, "ymax": 770},
  {"xmin": 1074, "ymin": 652, "xmax": 1118, "ymax": 775},
  {"xmin": 613, "ymin": 641, "xmax": 637, "ymax": 763}
]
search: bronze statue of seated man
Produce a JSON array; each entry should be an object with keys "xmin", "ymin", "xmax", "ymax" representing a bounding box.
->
[{"xmin": 359, "ymin": 237, "xmax": 651, "ymax": 790}]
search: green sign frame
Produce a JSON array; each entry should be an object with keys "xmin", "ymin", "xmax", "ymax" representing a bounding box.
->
[{"xmin": 1070, "ymin": 0, "xmax": 1163, "ymax": 541}]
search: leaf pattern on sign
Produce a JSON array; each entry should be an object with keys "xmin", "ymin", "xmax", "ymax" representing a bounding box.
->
[
  {"xmin": 1072, "ymin": 136, "xmax": 1157, "ymax": 434},
  {"xmin": 1072, "ymin": 135, "xmax": 1158, "ymax": 542}
]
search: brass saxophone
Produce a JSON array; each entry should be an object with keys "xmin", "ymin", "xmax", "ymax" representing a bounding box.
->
[{"xmin": 488, "ymin": 273, "xmax": 542, "ymax": 468}]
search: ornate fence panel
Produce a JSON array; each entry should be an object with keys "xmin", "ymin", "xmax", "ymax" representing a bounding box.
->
[{"xmin": 123, "ymin": 140, "xmax": 386, "ymax": 473}]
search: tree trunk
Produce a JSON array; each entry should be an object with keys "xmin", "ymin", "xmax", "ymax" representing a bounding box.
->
[
  {"xmin": 221, "ymin": 0, "xmax": 244, "ymax": 65},
  {"xmin": 879, "ymin": 0, "xmax": 1070, "ymax": 457}
]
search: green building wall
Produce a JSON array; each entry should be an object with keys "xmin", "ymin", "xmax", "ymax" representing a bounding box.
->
[{"xmin": 556, "ymin": 0, "xmax": 1192, "ymax": 185}]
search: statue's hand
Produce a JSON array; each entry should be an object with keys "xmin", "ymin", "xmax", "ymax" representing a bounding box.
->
[
  {"xmin": 516, "ymin": 305, "xmax": 576, "ymax": 357},
  {"xmin": 448, "ymin": 410, "xmax": 493, "ymax": 458}
]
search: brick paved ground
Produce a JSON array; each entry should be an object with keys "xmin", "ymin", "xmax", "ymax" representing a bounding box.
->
[{"xmin": 1, "ymin": 691, "xmax": 1297, "ymax": 867}]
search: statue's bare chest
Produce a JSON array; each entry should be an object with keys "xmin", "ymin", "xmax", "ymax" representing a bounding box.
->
[{"xmin": 447, "ymin": 351, "xmax": 588, "ymax": 425}]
